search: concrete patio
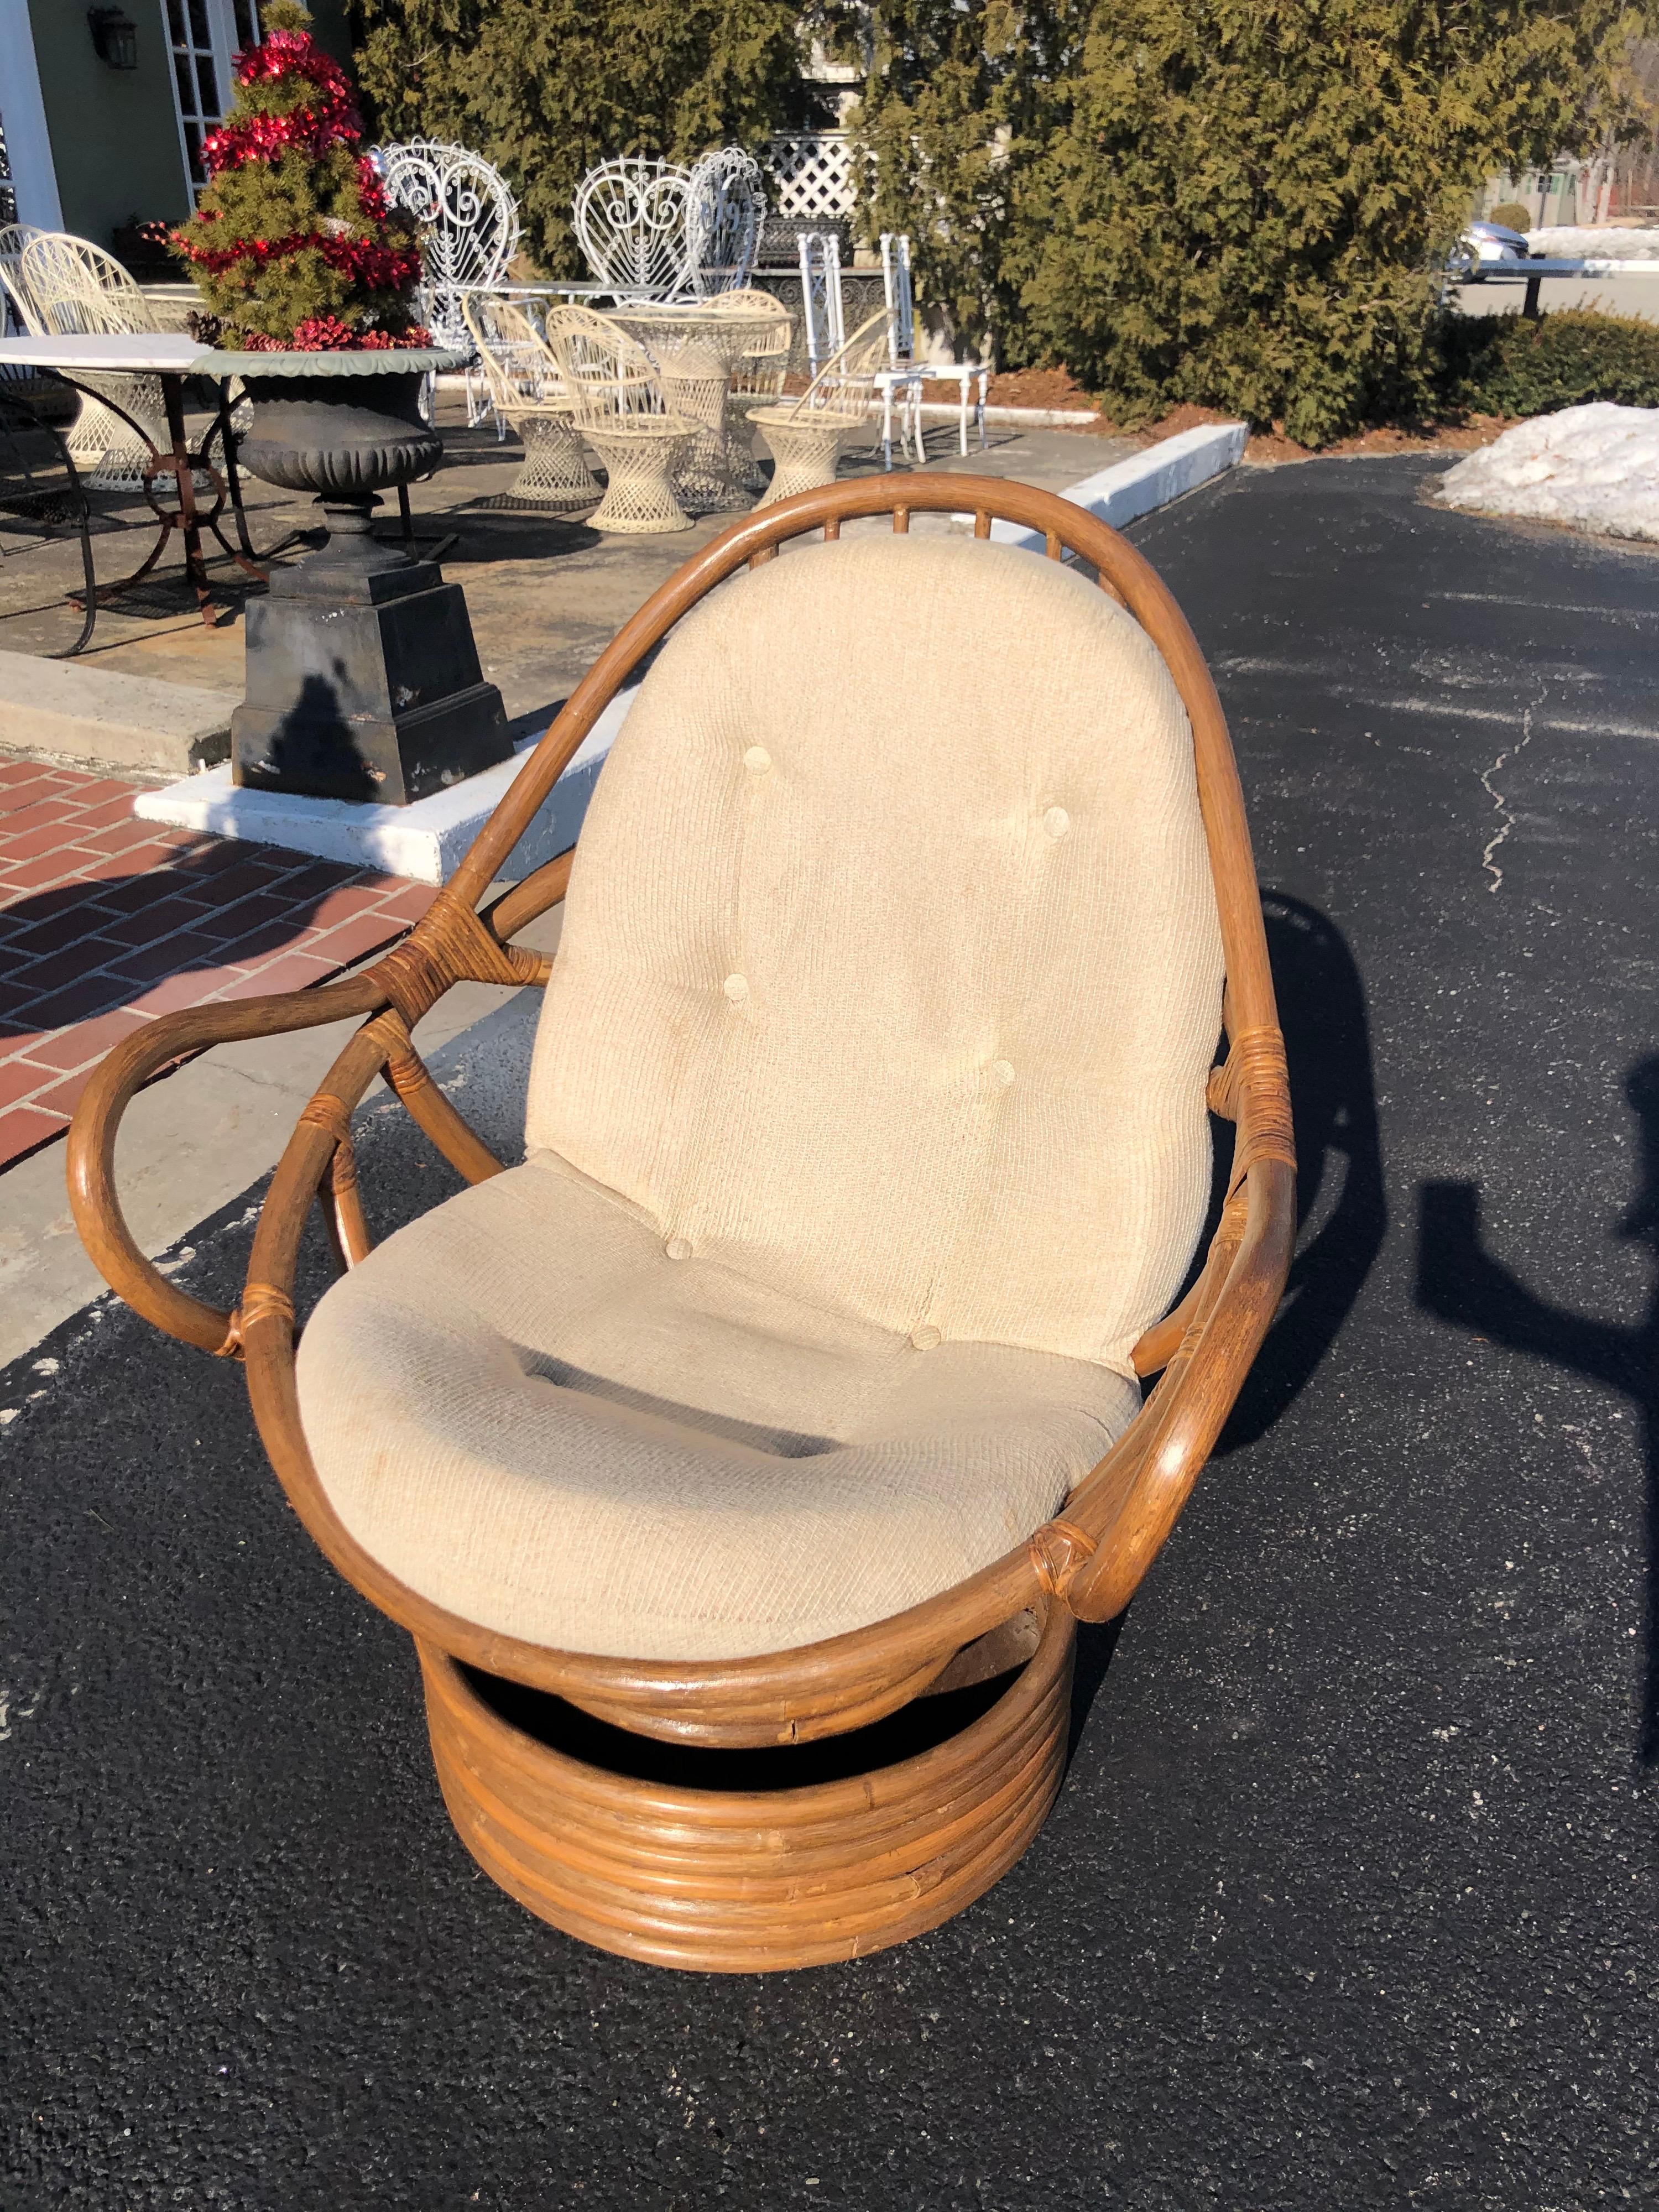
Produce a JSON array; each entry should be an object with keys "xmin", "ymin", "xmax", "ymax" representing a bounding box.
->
[
  {"xmin": 4, "ymin": 453, "xmax": 1656, "ymax": 2208},
  {"xmin": 0, "ymin": 398, "xmax": 1135, "ymax": 747}
]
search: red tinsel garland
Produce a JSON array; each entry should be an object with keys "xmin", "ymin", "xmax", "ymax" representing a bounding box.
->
[
  {"xmin": 174, "ymin": 226, "xmax": 421, "ymax": 291},
  {"xmin": 234, "ymin": 27, "xmax": 353, "ymax": 100},
  {"xmin": 203, "ymin": 96, "xmax": 358, "ymax": 174},
  {"xmin": 239, "ymin": 318, "xmax": 433, "ymax": 352}
]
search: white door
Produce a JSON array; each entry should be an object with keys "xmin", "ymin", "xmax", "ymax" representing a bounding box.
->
[{"xmin": 160, "ymin": 0, "xmax": 262, "ymax": 197}]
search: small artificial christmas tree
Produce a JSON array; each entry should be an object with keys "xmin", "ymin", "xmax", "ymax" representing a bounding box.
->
[{"xmin": 173, "ymin": 0, "xmax": 428, "ymax": 352}]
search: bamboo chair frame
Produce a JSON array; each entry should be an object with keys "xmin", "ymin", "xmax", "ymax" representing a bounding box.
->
[{"xmin": 68, "ymin": 476, "xmax": 1295, "ymax": 1971}]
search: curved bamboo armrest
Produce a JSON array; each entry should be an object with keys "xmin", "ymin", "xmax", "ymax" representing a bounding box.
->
[
  {"xmin": 66, "ymin": 886, "xmax": 554, "ymax": 1358},
  {"xmin": 1042, "ymin": 1019, "xmax": 1297, "ymax": 1620},
  {"xmin": 1047, "ymin": 1152, "xmax": 1295, "ymax": 1621}
]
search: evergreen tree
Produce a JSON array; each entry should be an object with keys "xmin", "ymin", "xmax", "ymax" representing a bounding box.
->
[
  {"xmin": 1013, "ymin": 0, "xmax": 1655, "ymax": 442},
  {"xmin": 851, "ymin": 0, "xmax": 1080, "ymax": 362},
  {"xmin": 348, "ymin": 0, "xmax": 818, "ymax": 274},
  {"xmin": 174, "ymin": 0, "xmax": 426, "ymax": 349}
]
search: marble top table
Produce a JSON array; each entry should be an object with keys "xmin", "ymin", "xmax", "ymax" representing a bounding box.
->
[{"xmin": 0, "ymin": 339, "xmax": 463, "ymax": 631}]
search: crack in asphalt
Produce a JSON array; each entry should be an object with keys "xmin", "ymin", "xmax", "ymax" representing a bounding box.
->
[{"xmin": 1479, "ymin": 678, "xmax": 1546, "ymax": 893}]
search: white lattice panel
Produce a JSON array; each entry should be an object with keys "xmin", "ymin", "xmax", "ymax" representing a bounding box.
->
[{"xmin": 768, "ymin": 134, "xmax": 856, "ymax": 220}]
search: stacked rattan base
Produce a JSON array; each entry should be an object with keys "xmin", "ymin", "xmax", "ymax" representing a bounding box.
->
[
  {"xmin": 752, "ymin": 406, "xmax": 868, "ymax": 507},
  {"xmin": 420, "ymin": 1601, "xmax": 1076, "ymax": 1972}
]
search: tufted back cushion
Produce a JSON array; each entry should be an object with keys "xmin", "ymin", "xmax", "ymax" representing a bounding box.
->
[{"xmin": 526, "ymin": 535, "xmax": 1225, "ymax": 1376}]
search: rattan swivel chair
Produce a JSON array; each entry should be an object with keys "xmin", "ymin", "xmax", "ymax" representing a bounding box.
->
[{"xmin": 70, "ymin": 476, "xmax": 1295, "ymax": 1974}]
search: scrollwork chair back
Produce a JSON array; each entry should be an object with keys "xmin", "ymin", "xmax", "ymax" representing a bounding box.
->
[
  {"xmin": 377, "ymin": 138, "xmax": 521, "ymax": 350},
  {"xmin": 686, "ymin": 145, "xmax": 766, "ymax": 295},
  {"xmin": 572, "ymin": 158, "xmax": 697, "ymax": 300}
]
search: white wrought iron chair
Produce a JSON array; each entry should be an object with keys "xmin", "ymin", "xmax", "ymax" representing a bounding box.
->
[
  {"xmin": 13, "ymin": 233, "xmax": 169, "ymax": 493},
  {"xmin": 797, "ymin": 229, "xmax": 846, "ymax": 377},
  {"xmin": 712, "ymin": 287, "xmax": 794, "ymax": 494},
  {"xmin": 462, "ymin": 295, "xmax": 599, "ymax": 510},
  {"xmin": 687, "ymin": 146, "xmax": 766, "ymax": 296},
  {"xmin": 881, "ymin": 231, "xmax": 985, "ymax": 462},
  {"xmin": 544, "ymin": 305, "xmax": 695, "ymax": 534},
  {"xmin": 749, "ymin": 308, "xmax": 893, "ymax": 505},
  {"xmin": 572, "ymin": 159, "xmax": 698, "ymax": 302},
  {"xmin": 377, "ymin": 139, "xmax": 521, "ymax": 359}
]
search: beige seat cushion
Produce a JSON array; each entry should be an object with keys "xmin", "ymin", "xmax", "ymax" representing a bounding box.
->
[
  {"xmin": 296, "ymin": 1151, "xmax": 1141, "ymax": 1658},
  {"xmin": 299, "ymin": 534, "xmax": 1224, "ymax": 1660}
]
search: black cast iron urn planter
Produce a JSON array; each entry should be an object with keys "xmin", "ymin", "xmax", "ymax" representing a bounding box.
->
[{"xmin": 222, "ymin": 350, "xmax": 509, "ymax": 805}]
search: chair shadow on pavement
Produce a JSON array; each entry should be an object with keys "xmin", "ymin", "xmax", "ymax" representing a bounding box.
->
[
  {"xmin": 1416, "ymin": 1055, "xmax": 1659, "ymax": 1768},
  {"xmin": 1071, "ymin": 889, "xmax": 1388, "ymax": 1751}
]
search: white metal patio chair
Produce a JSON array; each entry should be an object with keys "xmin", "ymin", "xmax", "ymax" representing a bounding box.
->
[
  {"xmin": 687, "ymin": 147, "xmax": 766, "ymax": 296},
  {"xmin": 544, "ymin": 305, "xmax": 696, "ymax": 534},
  {"xmin": 13, "ymin": 233, "xmax": 170, "ymax": 493},
  {"xmin": 797, "ymin": 229, "xmax": 846, "ymax": 377},
  {"xmin": 881, "ymin": 231, "xmax": 985, "ymax": 463},
  {"xmin": 572, "ymin": 159, "xmax": 698, "ymax": 302},
  {"xmin": 377, "ymin": 139, "xmax": 521, "ymax": 358}
]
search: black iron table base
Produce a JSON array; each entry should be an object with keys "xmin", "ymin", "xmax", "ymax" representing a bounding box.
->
[{"xmin": 43, "ymin": 368, "xmax": 304, "ymax": 644}]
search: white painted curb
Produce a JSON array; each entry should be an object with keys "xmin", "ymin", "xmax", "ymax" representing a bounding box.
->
[
  {"xmin": 134, "ymin": 685, "xmax": 639, "ymax": 887},
  {"xmin": 989, "ymin": 421, "xmax": 1248, "ymax": 550}
]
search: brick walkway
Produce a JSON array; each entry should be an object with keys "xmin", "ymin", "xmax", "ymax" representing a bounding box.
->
[{"xmin": 0, "ymin": 759, "xmax": 435, "ymax": 1171}]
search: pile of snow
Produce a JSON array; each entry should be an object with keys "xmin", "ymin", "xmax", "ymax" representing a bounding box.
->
[
  {"xmin": 1437, "ymin": 404, "xmax": 1659, "ymax": 540},
  {"xmin": 1526, "ymin": 226, "xmax": 1659, "ymax": 262}
]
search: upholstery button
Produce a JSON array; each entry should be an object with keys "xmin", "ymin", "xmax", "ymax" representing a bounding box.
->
[
  {"xmin": 723, "ymin": 973, "xmax": 749, "ymax": 1003},
  {"xmin": 744, "ymin": 745, "xmax": 771, "ymax": 774},
  {"xmin": 666, "ymin": 1236, "xmax": 692, "ymax": 1261},
  {"xmin": 1044, "ymin": 806, "xmax": 1070, "ymax": 839},
  {"xmin": 993, "ymin": 1059, "xmax": 1015, "ymax": 1087},
  {"xmin": 910, "ymin": 1324, "xmax": 942, "ymax": 1350}
]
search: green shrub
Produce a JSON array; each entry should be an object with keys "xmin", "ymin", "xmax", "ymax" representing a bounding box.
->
[
  {"xmin": 347, "ymin": 0, "xmax": 817, "ymax": 273},
  {"xmin": 854, "ymin": 0, "xmax": 1654, "ymax": 445},
  {"xmin": 851, "ymin": 0, "xmax": 1075, "ymax": 362},
  {"xmin": 1440, "ymin": 307, "xmax": 1659, "ymax": 418},
  {"xmin": 1488, "ymin": 201, "xmax": 1534, "ymax": 233},
  {"xmin": 1016, "ymin": 1, "xmax": 1652, "ymax": 446}
]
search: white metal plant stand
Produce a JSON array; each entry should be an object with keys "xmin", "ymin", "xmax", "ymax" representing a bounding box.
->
[
  {"xmin": 572, "ymin": 159, "xmax": 698, "ymax": 302},
  {"xmin": 687, "ymin": 147, "xmax": 766, "ymax": 295},
  {"xmin": 376, "ymin": 139, "xmax": 521, "ymax": 354}
]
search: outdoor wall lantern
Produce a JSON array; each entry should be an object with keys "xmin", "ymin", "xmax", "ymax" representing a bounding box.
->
[{"xmin": 88, "ymin": 8, "xmax": 139, "ymax": 69}]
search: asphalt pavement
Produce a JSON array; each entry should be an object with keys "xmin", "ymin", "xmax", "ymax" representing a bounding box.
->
[{"xmin": 4, "ymin": 455, "xmax": 1657, "ymax": 2209}]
